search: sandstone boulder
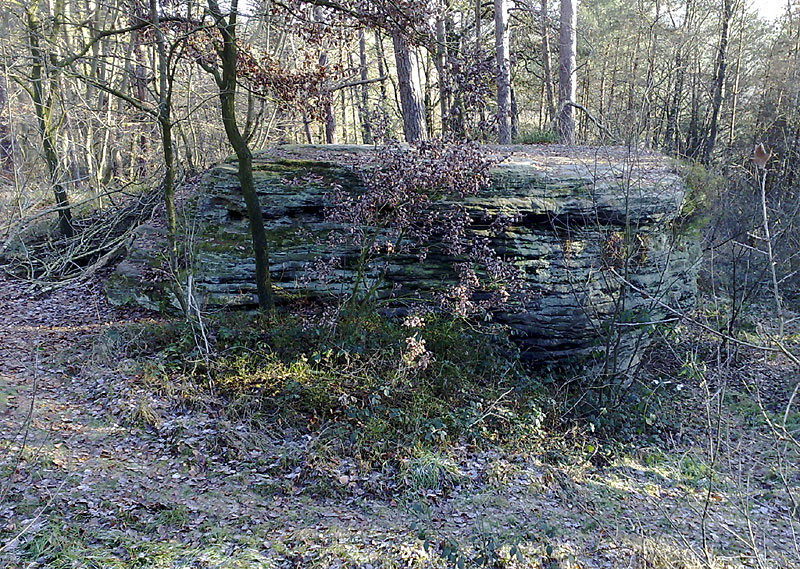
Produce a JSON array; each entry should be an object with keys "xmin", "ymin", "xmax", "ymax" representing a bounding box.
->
[{"xmin": 108, "ymin": 144, "xmax": 699, "ymax": 369}]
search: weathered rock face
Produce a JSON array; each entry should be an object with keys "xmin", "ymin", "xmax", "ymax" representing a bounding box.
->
[{"xmin": 108, "ymin": 144, "xmax": 698, "ymax": 368}]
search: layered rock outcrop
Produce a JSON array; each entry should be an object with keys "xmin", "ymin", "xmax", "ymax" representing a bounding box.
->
[{"xmin": 108, "ymin": 144, "xmax": 698, "ymax": 368}]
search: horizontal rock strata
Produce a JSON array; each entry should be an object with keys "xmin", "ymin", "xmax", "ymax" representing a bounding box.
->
[{"xmin": 108, "ymin": 144, "xmax": 698, "ymax": 368}]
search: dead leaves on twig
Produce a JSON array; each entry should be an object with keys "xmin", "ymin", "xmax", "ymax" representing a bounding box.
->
[{"xmin": 753, "ymin": 143, "xmax": 771, "ymax": 170}]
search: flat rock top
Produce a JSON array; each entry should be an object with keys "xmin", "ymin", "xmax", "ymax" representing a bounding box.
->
[
  {"xmin": 231, "ymin": 144, "xmax": 685, "ymax": 223},
  {"xmin": 250, "ymin": 144, "xmax": 680, "ymax": 184}
]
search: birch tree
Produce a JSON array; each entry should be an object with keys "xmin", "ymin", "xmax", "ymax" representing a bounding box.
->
[{"xmin": 495, "ymin": 0, "xmax": 511, "ymax": 143}]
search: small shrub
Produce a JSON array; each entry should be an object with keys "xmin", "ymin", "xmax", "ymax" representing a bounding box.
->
[
  {"xmin": 514, "ymin": 127, "xmax": 558, "ymax": 144},
  {"xmin": 400, "ymin": 448, "xmax": 464, "ymax": 494}
]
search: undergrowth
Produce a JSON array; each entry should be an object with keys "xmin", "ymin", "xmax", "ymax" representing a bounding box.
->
[{"xmin": 122, "ymin": 308, "xmax": 550, "ymax": 469}]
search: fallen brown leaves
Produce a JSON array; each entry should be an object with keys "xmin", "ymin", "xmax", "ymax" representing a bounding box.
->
[{"xmin": 0, "ymin": 272, "xmax": 798, "ymax": 568}]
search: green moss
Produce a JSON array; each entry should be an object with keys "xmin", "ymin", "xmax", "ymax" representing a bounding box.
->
[
  {"xmin": 672, "ymin": 160, "xmax": 719, "ymax": 238},
  {"xmin": 251, "ymin": 158, "xmax": 362, "ymax": 187}
]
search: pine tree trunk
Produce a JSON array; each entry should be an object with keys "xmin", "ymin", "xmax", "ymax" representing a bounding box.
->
[
  {"xmin": 392, "ymin": 31, "xmax": 428, "ymax": 143},
  {"xmin": 557, "ymin": 0, "xmax": 577, "ymax": 144}
]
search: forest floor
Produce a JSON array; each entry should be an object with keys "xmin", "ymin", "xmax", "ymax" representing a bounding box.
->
[{"xmin": 1, "ymin": 273, "xmax": 799, "ymax": 569}]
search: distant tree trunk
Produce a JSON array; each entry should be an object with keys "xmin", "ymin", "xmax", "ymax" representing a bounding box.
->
[
  {"xmin": 0, "ymin": 68, "xmax": 13, "ymax": 173},
  {"xmin": 541, "ymin": 0, "xmax": 555, "ymax": 124},
  {"xmin": 510, "ymin": 86, "xmax": 519, "ymax": 140},
  {"xmin": 392, "ymin": 31, "xmax": 428, "ymax": 143},
  {"xmin": 686, "ymin": 57, "xmax": 701, "ymax": 157},
  {"xmin": 374, "ymin": 30, "xmax": 389, "ymax": 139},
  {"xmin": 314, "ymin": 7, "xmax": 336, "ymax": 144},
  {"xmin": 494, "ymin": 0, "xmax": 511, "ymax": 144},
  {"xmin": 626, "ymin": 31, "xmax": 641, "ymax": 114},
  {"xmin": 422, "ymin": 47, "xmax": 434, "ymax": 134},
  {"xmin": 557, "ymin": 0, "xmax": 577, "ymax": 144},
  {"xmin": 607, "ymin": 36, "xmax": 619, "ymax": 125},
  {"xmin": 728, "ymin": 1, "xmax": 745, "ymax": 146},
  {"xmin": 340, "ymin": 74, "xmax": 348, "ymax": 143},
  {"xmin": 579, "ymin": 60, "xmax": 590, "ymax": 140},
  {"xmin": 321, "ymin": 93, "xmax": 336, "ymax": 143},
  {"xmin": 703, "ymin": 0, "xmax": 733, "ymax": 163},
  {"xmin": 149, "ymin": 0, "xmax": 178, "ymax": 265},
  {"xmin": 475, "ymin": 0, "xmax": 482, "ymax": 52},
  {"xmin": 358, "ymin": 30, "xmax": 372, "ymax": 144},
  {"xmin": 475, "ymin": 0, "xmax": 487, "ymax": 133},
  {"xmin": 663, "ymin": 48, "xmax": 684, "ymax": 154},
  {"xmin": 597, "ymin": 44, "xmax": 608, "ymax": 126},
  {"xmin": 207, "ymin": 0, "xmax": 274, "ymax": 312},
  {"xmin": 302, "ymin": 112, "xmax": 313, "ymax": 143},
  {"xmin": 435, "ymin": 1, "xmax": 450, "ymax": 136},
  {"xmin": 27, "ymin": 6, "xmax": 74, "ymax": 238},
  {"xmin": 642, "ymin": 0, "xmax": 659, "ymax": 148},
  {"xmin": 132, "ymin": 21, "xmax": 149, "ymax": 175},
  {"xmin": 447, "ymin": 23, "xmax": 466, "ymax": 138}
]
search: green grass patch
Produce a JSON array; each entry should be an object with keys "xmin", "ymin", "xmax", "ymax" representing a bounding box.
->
[{"xmin": 514, "ymin": 127, "xmax": 558, "ymax": 145}]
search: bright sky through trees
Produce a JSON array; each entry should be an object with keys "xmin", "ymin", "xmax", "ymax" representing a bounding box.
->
[{"xmin": 755, "ymin": 0, "xmax": 789, "ymax": 20}]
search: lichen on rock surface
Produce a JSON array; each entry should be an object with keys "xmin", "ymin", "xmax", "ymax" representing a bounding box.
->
[{"xmin": 107, "ymin": 144, "xmax": 699, "ymax": 368}]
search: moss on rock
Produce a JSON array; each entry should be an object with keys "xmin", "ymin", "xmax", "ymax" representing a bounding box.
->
[{"xmin": 108, "ymin": 144, "xmax": 699, "ymax": 368}]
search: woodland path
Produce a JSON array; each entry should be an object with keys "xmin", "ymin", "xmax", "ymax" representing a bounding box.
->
[{"xmin": 0, "ymin": 274, "xmax": 409, "ymax": 567}]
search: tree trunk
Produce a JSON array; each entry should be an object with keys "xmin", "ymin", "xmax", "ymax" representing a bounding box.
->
[
  {"xmin": 510, "ymin": 86, "xmax": 518, "ymax": 140},
  {"xmin": 314, "ymin": 7, "xmax": 336, "ymax": 144},
  {"xmin": 703, "ymin": 0, "xmax": 733, "ymax": 163},
  {"xmin": 494, "ymin": 0, "xmax": 511, "ymax": 144},
  {"xmin": 557, "ymin": 0, "xmax": 577, "ymax": 144},
  {"xmin": 132, "ymin": 22, "xmax": 149, "ymax": 175},
  {"xmin": 27, "ymin": 6, "xmax": 74, "ymax": 238},
  {"xmin": 208, "ymin": 0, "xmax": 274, "ymax": 312},
  {"xmin": 149, "ymin": 0, "xmax": 178, "ymax": 268},
  {"xmin": 663, "ymin": 48, "xmax": 684, "ymax": 154},
  {"xmin": 435, "ymin": 1, "xmax": 450, "ymax": 137},
  {"xmin": 340, "ymin": 74, "xmax": 348, "ymax": 143},
  {"xmin": 597, "ymin": 44, "xmax": 608, "ymax": 127},
  {"xmin": 686, "ymin": 57, "xmax": 701, "ymax": 157},
  {"xmin": 324, "ymin": 94, "xmax": 337, "ymax": 144},
  {"xmin": 0, "ymin": 66, "xmax": 13, "ymax": 174},
  {"xmin": 358, "ymin": 30, "xmax": 373, "ymax": 144},
  {"xmin": 392, "ymin": 31, "xmax": 428, "ymax": 143},
  {"xmin": 728, "ymin": 0, "xmax": 745, "ymax": 146},
  {"xmin": 375, "ymin": 30, "xmax": 389, "ymax": 130},
  {"xmin": 475, "ymin": 0, "xmax": 482, "ymax": 52},
  {"xmin": 541, "ymin": 0, "xmax": 555, "ymax": 124},
  {"xmin": 421, "ymin": 48, "xmax": 434, "ymax": 135}
]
